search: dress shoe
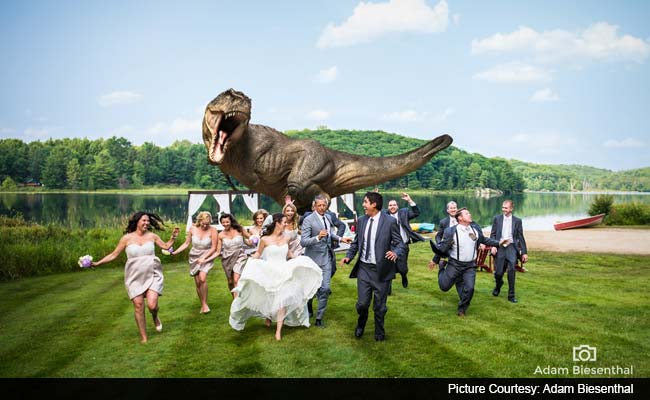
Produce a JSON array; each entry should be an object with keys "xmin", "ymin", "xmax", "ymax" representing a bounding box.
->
[
  {"xmin": 374, "ymin": 334, "xmax": 385, "ymax": 341},
  {"xmin": 401, "ymin": 274, "xmax": 408, "ymax": 288},
  {"xmin": 508, "ymin": 298, "xmax": 518, "ymax": 303},
  {"xmin": 354, "ymin": 326, "xmax": 364, "ymax": 338},
  {"xmin": 492, "ymin": 288, "xmax": 500, "ymax": 297},
  {"xmin": 315, "ymin": 319, "xmax": 324, "ymax": 328},
  {"xmin": 457, "ymin": 311, "xmax": 465, "ymax": 318}
]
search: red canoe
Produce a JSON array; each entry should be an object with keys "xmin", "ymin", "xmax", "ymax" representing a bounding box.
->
[{"xmin": 553, "ymin": 213, "xmax": 605, "ymax": 231}]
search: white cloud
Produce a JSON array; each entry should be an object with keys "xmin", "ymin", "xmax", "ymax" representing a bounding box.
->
[
  {"xmin": 0, "ymin": 127, "xmax": 16, "ymax": 136},
  {"xmin": 317, "ymin": 0, "xmax": 449, "ymax": 48},
  {"xmin": 603, "ymin": 138, "xmax": 645, "ymax": 148},
  {"xmin": 97, "ymin": 91, "xmax": 143, "ymax": 107},
  {"xmin": 530, "ymin": 88, "xmax": 559, "ymax": 102},
  {"xmin": 316, "ymin": 66, "xmax": 338, "ymax": 83},
  {"xmin": 511, "ymin": 133, "xmax": 576, "ymax": 154},
  {"xmin": 307, "ymin": 110, "xmax": 330, "ymax": 121},
  {"xmin": 475, "ymin": 62, "xmax": 552, "ymax": 82},
  {"xmin": 452, "ymin": 13, "xmax": 460, "ymax": 25},
  {"xmin": 471, "ymin": 22, "xmax": 650, "ymax": 64}
]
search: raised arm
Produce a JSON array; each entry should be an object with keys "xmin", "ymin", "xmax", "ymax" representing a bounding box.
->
[
  {"xmin": 154, "ymin": 227, "xmax": 179, "ymax": 250},
  {"xmin": 172, "ymin": 228, "xmax": 193, "ymax": 255}
]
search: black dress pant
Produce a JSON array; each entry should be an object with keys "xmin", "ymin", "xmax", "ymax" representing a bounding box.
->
[
  {"xmin": 356, "ymin": 262, "xmax": 390, "ymax": 336},
  {"xmin": 494, "ymin": 245, "xmax": 517, "ymax": 299},
  {"xmin": 438, "ymin": 258, "xmax": 476, "ymax": 314}
]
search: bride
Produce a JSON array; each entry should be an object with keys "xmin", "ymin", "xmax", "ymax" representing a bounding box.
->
[{"xmin": 229, "ymin": 213, "xmax": 323, "ymax": 341}]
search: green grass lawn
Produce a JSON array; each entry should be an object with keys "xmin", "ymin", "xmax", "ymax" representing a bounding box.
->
[{"xmin": 0, "ymin": 243, "xmax": 648, "ymax": 378}]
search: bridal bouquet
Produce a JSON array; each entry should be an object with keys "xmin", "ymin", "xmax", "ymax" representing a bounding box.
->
[
  {"xmin": 78, "ymin": 255, "xmax": 93, "ymax": 268},
  {"xmin": 162, "ymin": 247, "xmax": 174, "ymax": 256}
]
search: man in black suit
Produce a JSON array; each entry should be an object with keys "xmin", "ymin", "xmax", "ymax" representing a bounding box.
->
[
  {"xmin": 428, "ymin": 207, "xmax": 505, "ymax": 317},
  {"xmin": 432, "ymin": 201, "xmax": 458, "ymax": 269},
  {"xmin": 342, "ymin": 191, "xmax": 406, "ymax": 341},
  {"xmin": 384, "ymin": 192, "xmax": 424, "ymax": 289},
  {"xmin": 490, "ymin": 199, "xmax": 528, "ymax": 303}
]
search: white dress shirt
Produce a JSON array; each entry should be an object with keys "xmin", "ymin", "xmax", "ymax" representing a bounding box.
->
[
  {"xmin": 361, "ymin": 213, "xmax": 381, "ymax": 264},
  {"xmin": 450, "ymin": 224, "xmax": 478, "ymax": 262},
  {"xmin": 501, "ymin": 215, "xmax": 513, "ymax": 242}
]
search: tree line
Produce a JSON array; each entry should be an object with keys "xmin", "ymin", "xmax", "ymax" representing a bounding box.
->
[{"xmin": 1, "ymin": 129, "xmax": 647, "ymax": 192}]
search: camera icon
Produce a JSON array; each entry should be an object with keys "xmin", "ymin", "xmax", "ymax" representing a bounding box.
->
[{"xmin": 573, "ymin": 344, "xmax": 597, "ymax": 362}]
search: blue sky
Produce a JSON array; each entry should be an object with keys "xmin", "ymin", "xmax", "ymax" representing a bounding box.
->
[{"xmin": 1, "ymin": 0, "xmax": 649, "ymax": 171}]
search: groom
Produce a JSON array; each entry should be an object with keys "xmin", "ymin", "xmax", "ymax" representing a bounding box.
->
[
  {"xmin": 341, "ymin": 191, "xmax": 405, "ymax": 341},
  {"xmin": 301, "ymin": 195, "xmax": 351, "ymax": 328}
]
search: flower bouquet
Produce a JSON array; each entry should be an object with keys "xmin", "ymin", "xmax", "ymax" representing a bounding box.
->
[
  {"xmin": 162, "ymin": 247, "xmax": 174, "ymax": 256},
  {"xmin": 78, "ymin": 255, "xmax": 93, "ymax": 268}
]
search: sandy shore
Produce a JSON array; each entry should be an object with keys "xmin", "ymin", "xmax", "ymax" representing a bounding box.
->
[{"xmin": 515, "ymin": 228, "xmax": 650, "ymax": 254}]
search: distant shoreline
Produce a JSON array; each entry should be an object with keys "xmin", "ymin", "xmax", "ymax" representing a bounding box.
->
[{"xmin": 524, "ymin": 190, "xmax": 650, "ymax": 195}]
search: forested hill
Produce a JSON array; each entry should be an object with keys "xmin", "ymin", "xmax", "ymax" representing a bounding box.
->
[
  {"xmin": 1, "ymin": 129, "xmax": 648, "ymax": 192},
  {"xmin": 285, "ymin": 128, "xmax": 525, "ymax": 192},
  {"xmin": 509, "ymin": 160, "xmax": 650, "ymax": 192}
]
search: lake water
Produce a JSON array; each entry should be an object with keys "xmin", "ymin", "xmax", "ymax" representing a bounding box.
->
[{"xmin": 2, "ymin": 191, "xmax": 649, "ymax": 231}]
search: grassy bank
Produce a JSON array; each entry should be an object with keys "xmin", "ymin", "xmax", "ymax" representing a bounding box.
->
[
  {"xmin": 0, "ymin": 243, "xmax": 647, "ymax": 377},
  {"xmin": 0, "ymin": 216, "xmax": 184, "ymax": 281}
]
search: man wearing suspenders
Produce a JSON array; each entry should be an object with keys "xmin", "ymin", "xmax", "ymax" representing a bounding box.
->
[{"xmin": 428, "ymin": 207, "xmax": 507, "ymax": 317}]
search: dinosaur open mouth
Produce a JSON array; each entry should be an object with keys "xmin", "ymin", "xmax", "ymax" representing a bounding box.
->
[{"xmin": 209, "ymin": 110, "xmax": 249, "ymax": 164}]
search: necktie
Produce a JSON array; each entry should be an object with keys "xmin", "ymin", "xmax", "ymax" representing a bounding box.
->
[
  {"xmin": 322, "ymin": 216, "xmax": 328, "ymax": 231},
  {"xmin": 364, "ymin": 218, "xmax": 374, "ymax": 261}
]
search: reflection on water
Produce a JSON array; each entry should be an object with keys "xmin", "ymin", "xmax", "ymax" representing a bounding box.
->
[{"xmin": 1, "ymin": 192, "xmax": 648, "ymax": 231}]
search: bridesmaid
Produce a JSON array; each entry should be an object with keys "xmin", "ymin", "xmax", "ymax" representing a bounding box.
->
[
  {"xmin": 246, "ymin": 209, "xmax": 269, "ymax": 249},
  {"xmin": 171, "ymin": 211, "xmax": 218, "ymax": 314},
  {"xmin": 91, "ymin": 211, "xmax": 179, "ymax": 343},
  {"xmin": 200, "ymin": 213, "xmax": 251, "ymax": 297},
  {"xmin": 282, "ymin": 202, "xmax": 303, "ymax": 257}
]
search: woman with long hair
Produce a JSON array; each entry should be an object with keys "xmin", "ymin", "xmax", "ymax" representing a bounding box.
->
[
  {"xmin": 171, "ymin": 211, "xmax": 218, "ymax": 314},
  {"xmin": 91, "ymin": 211, "xmax": 179, "ymax": 343},
  {"xmin": 229, "ymin": 213, "xmax": 322, "ymax": 341},
  {"xmin": 282, "ymin": 202, "xmax": 303, "ymax": 257}
]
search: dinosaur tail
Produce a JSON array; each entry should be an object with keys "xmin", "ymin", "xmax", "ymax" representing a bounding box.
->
[{"xmin": 328, "ymin": 134, "xmax": 453, "ymax": 194}]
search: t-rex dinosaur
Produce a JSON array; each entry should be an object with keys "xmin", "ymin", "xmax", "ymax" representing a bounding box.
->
[{"xmin": 202, "ymin": 88, "xmax": 453, "ymax": 214}]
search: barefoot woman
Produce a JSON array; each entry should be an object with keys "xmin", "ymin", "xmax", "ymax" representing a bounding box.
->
[{"xmin": 92, "ymin": 212, "xmax": 179, "ymax": 343}]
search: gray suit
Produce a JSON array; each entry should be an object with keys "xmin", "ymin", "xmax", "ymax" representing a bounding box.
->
[
  {"xmin": 301, "ymin": 211, "xmax": 344, "ymax": 321},
  {"xmin": 490, "ymin": 214, "xmax": 527, "ymax": 300}
]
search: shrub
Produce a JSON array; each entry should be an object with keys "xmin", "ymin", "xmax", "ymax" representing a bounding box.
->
[
  {"xmin": 588, "ymin": 194, "xmax": 614, "ymax": 216},
  {"xmin": 1, "ymin": 176, "xmax": 17, "ymax": 191},
  {"xmin": 606, "ymin": 203, "xmax": 650, "ymax": 226}
]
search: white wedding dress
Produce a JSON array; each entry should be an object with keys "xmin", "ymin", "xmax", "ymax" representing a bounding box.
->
[{"xmin": 229, "ymin": 243, "xmax": 322, "ymax": 330}]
